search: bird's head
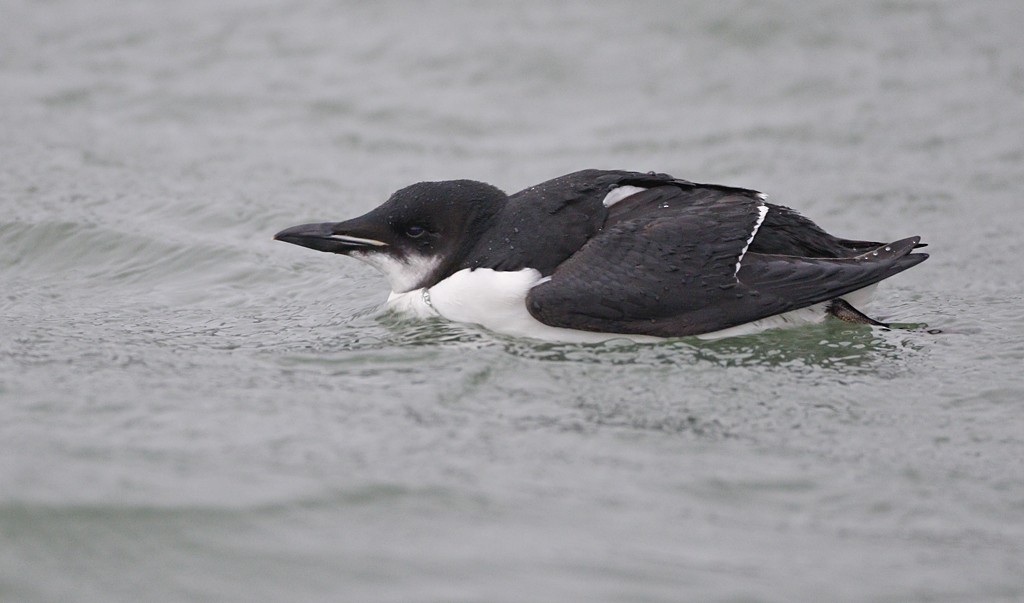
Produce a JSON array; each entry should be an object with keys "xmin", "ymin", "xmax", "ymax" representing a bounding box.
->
[{"xmin": 274, "ymin": 180, "xmax": 504, "ymax": 292}]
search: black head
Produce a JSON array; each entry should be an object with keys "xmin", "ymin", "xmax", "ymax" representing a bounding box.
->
[{"xmin": 274, "ymin": 180, "xmax": 506, "ymax": 292}]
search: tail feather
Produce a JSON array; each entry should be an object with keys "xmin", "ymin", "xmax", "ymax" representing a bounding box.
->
[
  {"xmin": 852, "ymin": 237, "xmax": 929, "ymax": 279},
  {"xmin": 826, "ymin": 237, "xmax": 928, "ymax": 329}
]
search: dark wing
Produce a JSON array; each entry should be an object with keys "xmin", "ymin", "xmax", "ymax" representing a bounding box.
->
[
  {"xmin": 599, "ymin": 174, "xmax": 893, "ymax": 257},
  {"xmin": 739, "ymin": 240, "xmax": 927, "ymax": 299},
  {"xmin": 749, "ymin": 203, "xmax": 884, "ymax": 257},
  {"xmin": 527, "ymin": 186, "xmax": 928, "ymax": 337},
  {"xmin": 526, "ymin": 187, "xmax": 766, "ymax": 336}
]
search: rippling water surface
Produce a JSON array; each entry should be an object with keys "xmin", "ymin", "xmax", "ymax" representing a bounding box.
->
[{"xmin": 3, "ymin": 1, "xmax": 1024, "ymax": 601}]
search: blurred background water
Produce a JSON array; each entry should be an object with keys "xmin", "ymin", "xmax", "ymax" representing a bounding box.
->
[{"xmin": 2, "ymin": 1, "xmax": 1023, "ymax": 601}]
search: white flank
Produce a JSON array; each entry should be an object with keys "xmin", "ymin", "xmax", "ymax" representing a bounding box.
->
[
  {"xmin": 836, "ymin": 283, "xmax": 878, "ymax": 309},
  {"xmin": 696, "ymin": 284, "xmax": 879, "ymax": 340},
  {"xmin": 601, "ymin": 185, "xmax": 647, "ymax": 207},
  {"xmin": 696, "ymin": 303, "xmax": 831, "ymax": 340},
  {"xmin": 349, "ymin": 251, "xmax": 440, "ymax": 294},
  {"xmin": 735, "ymin": 204, "xmax": 769, "ymax": 277}
]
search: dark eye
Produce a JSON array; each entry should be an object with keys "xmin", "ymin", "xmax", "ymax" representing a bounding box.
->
[{"xmin": 405, "ymin": 225, "xmax": 427, "ymax": 238}]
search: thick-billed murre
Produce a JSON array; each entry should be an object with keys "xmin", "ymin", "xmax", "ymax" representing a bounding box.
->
[{"xmin": 274, "ymin": 169, "xmax": 928, "ymax": 341}]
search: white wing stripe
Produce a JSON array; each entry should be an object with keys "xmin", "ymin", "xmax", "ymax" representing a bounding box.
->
[{"xmin": 735, "ymin": 205, "xmax": 769, "ymax": 277}]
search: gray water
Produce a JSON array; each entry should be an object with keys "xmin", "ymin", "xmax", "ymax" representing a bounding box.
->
[{"xmin": 2, "ymin": 1, "xmax": 1024, "ymax": 601}]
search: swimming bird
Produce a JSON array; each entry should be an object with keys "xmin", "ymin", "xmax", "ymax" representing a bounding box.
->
[{"xmin": 274, "ymin": 169, "xmax": 928, "ymax": 341}]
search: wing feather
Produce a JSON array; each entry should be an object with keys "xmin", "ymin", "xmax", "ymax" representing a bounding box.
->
[{"xmin": 526, "ymin": 183, "xmax": 928, "ymax": 338}]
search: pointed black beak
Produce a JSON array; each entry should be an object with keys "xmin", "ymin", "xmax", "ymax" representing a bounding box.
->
[{"xmin": 273, "ymin": 222, "xmax": 388, "ymax": 254}]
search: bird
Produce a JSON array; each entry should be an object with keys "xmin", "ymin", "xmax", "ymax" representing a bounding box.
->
[{"xmin": 274, "ymin": 169, "xmax": 928, "ymax": 342}]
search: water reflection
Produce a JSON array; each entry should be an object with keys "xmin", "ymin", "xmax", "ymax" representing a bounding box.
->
[
  {"xmin": 293, "ymin": 308, "xmax": 932, "ymax": 377},
  {"xmin": 501, "ymin": 321, "xmax": 926, "ymax": 373}
]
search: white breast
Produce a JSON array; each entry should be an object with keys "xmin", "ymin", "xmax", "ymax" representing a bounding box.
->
[{"xmin": 387, "ymin": 268, "xmax": 661, "ymax": 343}]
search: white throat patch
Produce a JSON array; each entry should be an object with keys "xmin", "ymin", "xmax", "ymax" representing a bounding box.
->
[{"xmin": 349, "ymin": 250, "xmax": 441, "ymax": 293}]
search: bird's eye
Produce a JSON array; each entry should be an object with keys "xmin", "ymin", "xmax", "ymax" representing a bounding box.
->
[{"xmin": 405, "ymin": 225, "xmax": 427, "ymax": 238}]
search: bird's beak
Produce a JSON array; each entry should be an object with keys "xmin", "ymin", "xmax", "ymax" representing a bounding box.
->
[{"xmin": 274, "ymin": 220, "xmax": 388, "ymax": 254}]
